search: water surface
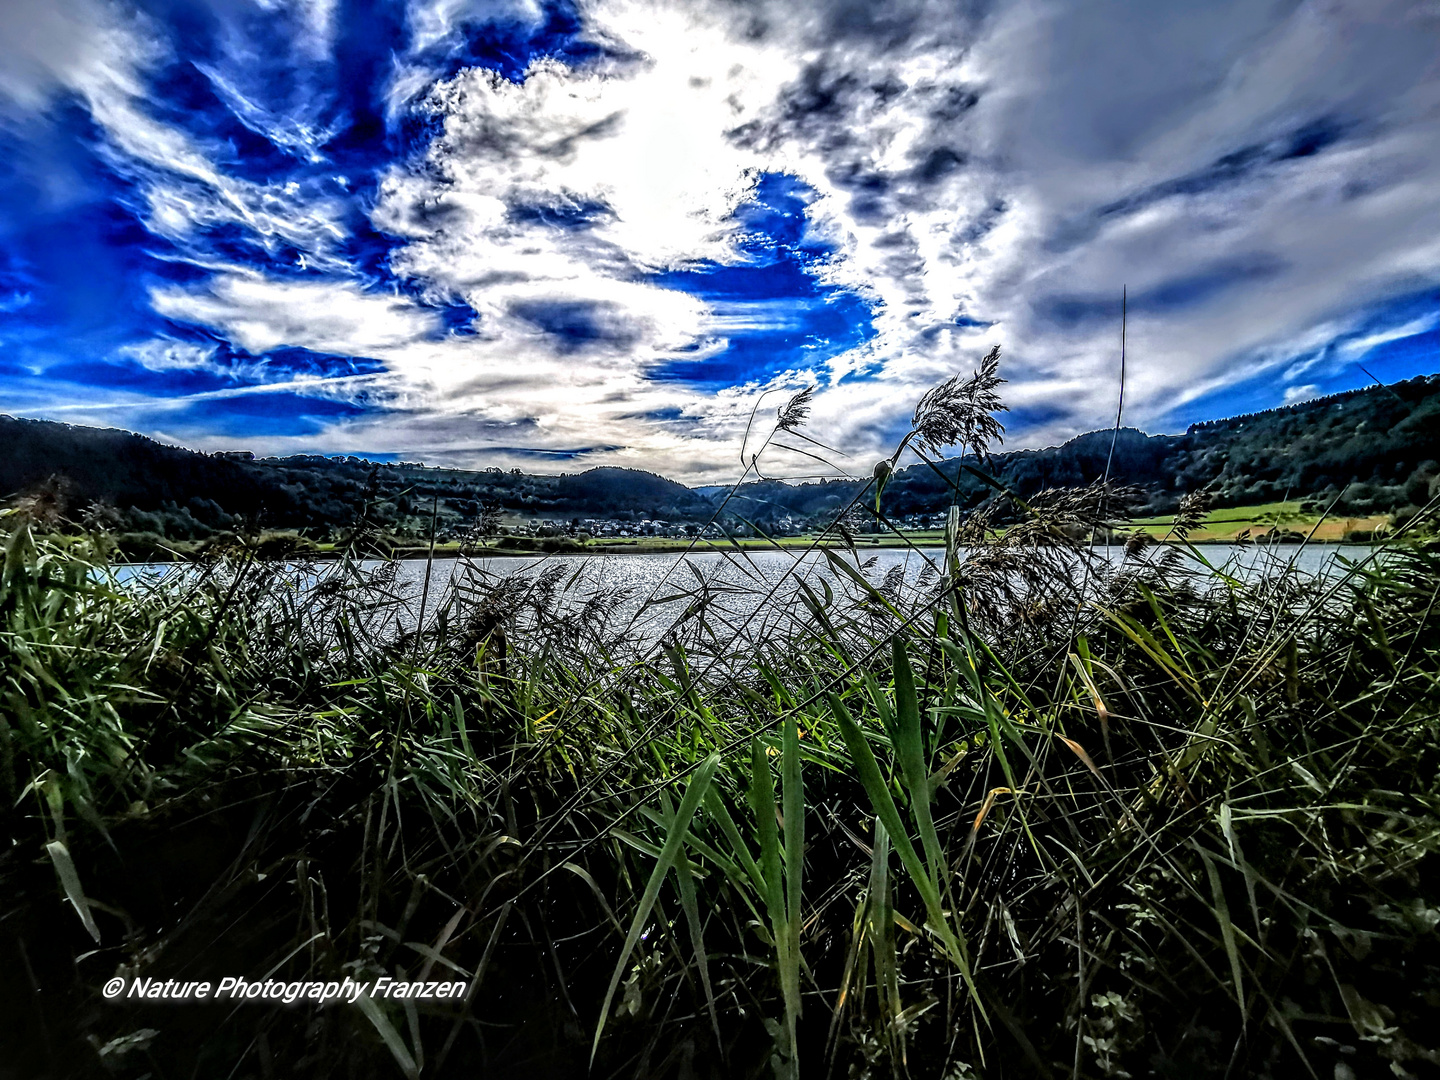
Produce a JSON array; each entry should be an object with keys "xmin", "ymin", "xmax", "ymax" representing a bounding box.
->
[{"xmin": 118, "ymin": 543, "xmax": 1381, "ymax": 656}]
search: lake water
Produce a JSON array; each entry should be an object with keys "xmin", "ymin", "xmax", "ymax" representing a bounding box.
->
[
  {"xmin": 367, "ymin": 542, "xmax": 1380, "ymax": 649},
  {"xmin": 119, "ymin": 543, "xmax": 1381, "ymax": 657}
]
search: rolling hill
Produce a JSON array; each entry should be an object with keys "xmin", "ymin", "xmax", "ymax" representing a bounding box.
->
[{"xmin": 4, "ymin": 372, "xmax": 1438, "ymax": 542}]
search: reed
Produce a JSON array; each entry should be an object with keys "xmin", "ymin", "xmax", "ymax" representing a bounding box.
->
[{"xmin": 2, "ymin": 361, "xmax": 1438, "ymax": 1080}]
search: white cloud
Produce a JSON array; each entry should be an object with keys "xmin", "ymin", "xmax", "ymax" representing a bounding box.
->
[
  {"xmin": 0, "ymin": 0, "xmax": 355, "ymax": 270},
  {"xmin": 142, "ymin": 269, "xmax": 748, "ymax": 474},
  {"xmin": 1335, "ymin": 311, "xmax": 1440, "ymax": 364},
  {"xmin": 373, "ymin": 12, "xmax": 798, "ymax": 282},
  {"xmin": 264, "ymin": 0, "xmax": 1440, "ymax": 475},
  {"xmin": 0, "ymin": 0, "xmax": 155, "ymax": 113},
  {"xmin": 9, "ymin": 0, "xmax": 1440, "ymax": 481},
  {"xmin": 931, "ymin": 0, "xmax": 1440, "ymax": 431},
  {"xmin": 622, "ymin": 0, "xmax": 1440, "ymax": 461},
  {"xmin": 406, "ymin": 0, "xmax": 545, "ymax": 56},
  {"xmin": 149, "ymin": 275, "xmax": 442, "ymax": 356},
  {"xmin": 120, "ymin": 338, "xmax": 221, "ymax": 373}
]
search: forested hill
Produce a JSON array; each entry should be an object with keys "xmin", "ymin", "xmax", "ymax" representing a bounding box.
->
[
  {"xmin": 4, "ymin": 372, "xmax": 1439, "ymax": 541},
  {"xmin": 0, "ymin": 415, "xmax": 711, "ymax": 541},
  {"xmin": 718, "ymin": 373, "xmax": 1440, "ymax": 526}
]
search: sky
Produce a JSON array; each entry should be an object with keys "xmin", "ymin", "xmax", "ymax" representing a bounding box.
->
[{"xmin": 0, "ymin": 0, "xmax": 1438, "ymax": 482}]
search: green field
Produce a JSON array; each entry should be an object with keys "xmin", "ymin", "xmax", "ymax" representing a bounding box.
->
[
  {"xmin": 91, "ymin": 499, "xmax": 1410, "ymax": 563},
  {"xmin": 1128, "ymin": 499, "xmax": 1392, "ymax": 542}
]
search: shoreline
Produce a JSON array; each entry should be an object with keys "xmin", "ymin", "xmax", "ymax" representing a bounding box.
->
[{"xmin": 109, "ymin": 534, "xmax": 1380, "ymax": 564}]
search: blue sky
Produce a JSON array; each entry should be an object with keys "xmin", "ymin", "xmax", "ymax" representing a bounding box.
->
[{"xmin": 0, "ymin": 0, "xmax": 1437, "ymax": 480}]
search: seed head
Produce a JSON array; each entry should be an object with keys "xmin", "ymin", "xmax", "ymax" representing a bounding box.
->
[
  {"xmin": 911, "ymin": 344, "xmax": 1007, "ymax": 460},
  {"xmin": 776, "ymin": 385, "xmax": 815, "ymax": 432}
]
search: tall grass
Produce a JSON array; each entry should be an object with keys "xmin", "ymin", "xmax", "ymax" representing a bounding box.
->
[{"xmin": 2, "ymin": 368, "xmax": 1439, "ymax": 1080}]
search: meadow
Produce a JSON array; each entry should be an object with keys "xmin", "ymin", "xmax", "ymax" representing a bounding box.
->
[
  {"xmin": 3, "ymin": 367, "xmax": 1438, "ymax": 1079},
  {"xmin": 1126, "ymin": 501, "xmax": 1394, "ymax": 545}
]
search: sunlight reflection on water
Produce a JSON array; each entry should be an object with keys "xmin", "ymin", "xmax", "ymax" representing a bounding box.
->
[
  {"xmin": 117, "ymin": 544, "xmax": 1380, "ymax": 656},
  {"xmin": 364, "ymin": 543, "xmax": 1379, "ymax": 646}
]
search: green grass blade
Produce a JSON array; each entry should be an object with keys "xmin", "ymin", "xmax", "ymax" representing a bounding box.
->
[
  {"xmin": 828, "ymin": 693, "xmax": 976, "ymax": 996},
  {"xmin": 864, "ymin": 671, "xmax": 898, "ymax": 745},
  {"xmin": 1198, "ymin": 843, "xmax": 1247, "ymax": 1027},
  {"xmin": 826, "ymin": 695, "xmax": 923, "ymax": 896},
  {"xmin": 45, "ymin": 840, "xmax": 100, "ymax": 944},
  {"xmin": 702, "ymin": 786, "xmax": 764, "ymax": 894},
  {"xmin": 357, "ymin": 995, "xmax": 419, "ymax": 1079},
  {"xmin": 592, "ymin": 753, "xmax": 720, "ymax": 1065},
  {"xmin": 781, "ymin": 711, "xmax": 804, "ymax": 1049},
  {"xmin": 749, "ymin": 739, "xmax": 786, "ymax": 935},
  {"xmin": 890, "ymin": 639, "xmax": 944, "ymax": 886},
  {"xmin": 673, "ymin": 849, "xmax": 722, "ymax": 1046},
  {"xmin": 869, "ymin": 818, "xmax": 901, "ymax": 1035}
]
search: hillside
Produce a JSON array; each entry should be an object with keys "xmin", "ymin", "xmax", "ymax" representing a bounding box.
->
[
  {"xmin": 717, "ymin": 374, "xmax": 1440, "ymax": 528},
  {"xmin": 4, "ymin": 372, "xmax": 1439, "ymax": 542},
  {"xmin": 0, "ymin": 418, "xmax": 712, "ymax": 543}
]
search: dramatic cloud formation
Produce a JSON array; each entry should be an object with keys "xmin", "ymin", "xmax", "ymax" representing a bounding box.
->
[{"xmin": 0, "ymin": 0, "xmax": 1437, "ymax": 479}]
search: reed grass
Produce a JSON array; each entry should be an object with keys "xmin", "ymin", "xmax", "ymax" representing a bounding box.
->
[{"xmin": 2, "ymin": 365, "xmax": 1439, "ymax": 1080}]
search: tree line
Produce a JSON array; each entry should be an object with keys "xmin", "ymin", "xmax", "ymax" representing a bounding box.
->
[{"xmin": 4, "ymin": 372, "xmax": 1438, "ymax": 543}]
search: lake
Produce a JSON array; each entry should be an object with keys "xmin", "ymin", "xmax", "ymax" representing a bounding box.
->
[
  {"xmin": 347, "ymin": 542, "xmax": 1380, "ymax": 651},
  {"xmin": 117, "ymin": 543, "xmax": 1380, "ymax": 658}
]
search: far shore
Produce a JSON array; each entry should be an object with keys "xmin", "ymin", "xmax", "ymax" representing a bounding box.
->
[
  {"xmin": 107, "ymin": 531, "xmax": 1387, "ymax": 564},
  {"xmin": 62, "ymin": 497, "xmax": 1408, "ymax": 562}
]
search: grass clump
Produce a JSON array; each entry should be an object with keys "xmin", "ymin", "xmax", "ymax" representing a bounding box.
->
[{"xmin": 2, "ymin": 365, "xmax": 1440, "ymax": 1080}]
